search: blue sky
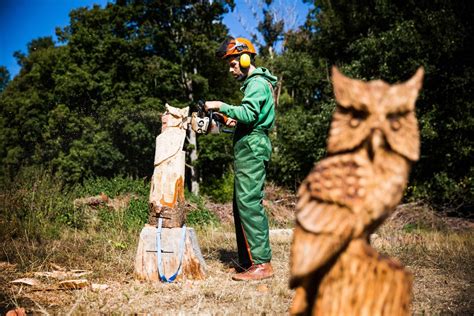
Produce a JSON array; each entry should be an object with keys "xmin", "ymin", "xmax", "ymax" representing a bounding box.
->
[{"xmin": 0, "ymin": 0, "xmax": 311, "ymax": 78}]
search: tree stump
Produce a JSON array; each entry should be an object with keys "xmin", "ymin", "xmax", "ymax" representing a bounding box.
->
[
  {"xmin": 134, "ymin": 225, "xmax": 207, "ymax": 281},
  {"xmin": 134, "ymin": 104, "xmax": 207, "ymax": 281}
]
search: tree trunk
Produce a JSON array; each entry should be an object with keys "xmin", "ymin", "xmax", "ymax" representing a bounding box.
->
[
  {"xmin": 134, "ymin": 225, "xmax": 207, "ymax": 281},
  {"xmin": 188, "ymin": 129, "xmax": 199, "ymax": 195}
]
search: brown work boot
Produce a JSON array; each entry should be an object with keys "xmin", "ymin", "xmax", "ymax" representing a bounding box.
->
[
  {"xmin": 226, "ymin": 266, "xmax": 249, "ymax": 274},
  {"xmin": 225, "ymin": 262, "xmax": 252, "ymax": 273},
  {"xmin": 231, "ymin": 262, "xmax": 274, "ymax": 281}
]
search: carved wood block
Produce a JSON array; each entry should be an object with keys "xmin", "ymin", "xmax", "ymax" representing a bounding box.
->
[{"xmin": 149, "ymin": 150, "xmax": 186, "ymax": 227}]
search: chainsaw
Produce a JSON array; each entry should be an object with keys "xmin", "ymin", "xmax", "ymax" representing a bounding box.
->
[{"xmin": 190, "ymin": 100, "xmax": 233, "ymax": 134}]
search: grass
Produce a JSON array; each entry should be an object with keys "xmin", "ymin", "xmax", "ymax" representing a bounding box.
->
[
  {"xmin": 0, "ymin": 170, "xmax": 473, "ymax": 314},
  {"xmin": 373, "ymin": 224, "xmax": 474, "ymax": 314}
]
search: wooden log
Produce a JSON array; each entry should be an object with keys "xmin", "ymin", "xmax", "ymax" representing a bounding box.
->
[
  {"xmin": 134, "ymin": 225, "xmax": 207, "ymax": 281},
  {"xmin": 73, "ymin": 192, "xmax": 109, "ymax": 208}
]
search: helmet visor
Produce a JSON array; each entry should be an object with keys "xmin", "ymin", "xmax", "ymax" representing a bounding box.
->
[{"xmin": 215, "ymin": 36, "xmax": 235, "ymax": 59}]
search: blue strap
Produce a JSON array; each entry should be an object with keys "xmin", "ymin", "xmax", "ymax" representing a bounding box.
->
[{"xmin": 156, "ymin": 217, "xmax": 187, "ymax": 283}]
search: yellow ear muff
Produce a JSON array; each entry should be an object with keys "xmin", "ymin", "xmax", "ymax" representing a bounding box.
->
[{"xmin": 240, "ymin": 53, "xmax": 251, "ymax": 68}]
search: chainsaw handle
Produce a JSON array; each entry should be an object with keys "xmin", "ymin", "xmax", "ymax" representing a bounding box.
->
[
  {"xmin": 197, "ymin": 100, "xmax": 206, "ymax": 116},
  {"xmin": 212, "ymin": 112, "xmax": 229, "ymax": 124}
]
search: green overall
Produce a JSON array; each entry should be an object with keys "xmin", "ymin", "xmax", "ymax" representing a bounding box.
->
[{"xmin": 220, "ymin": 67, "xmax": 277, "ymax": 266}]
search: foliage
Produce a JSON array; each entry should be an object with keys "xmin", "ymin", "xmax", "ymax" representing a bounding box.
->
[
  {"xmin": 0, "ymin": 0, "xmax": 472, "ymax": 211},
  {"xmin": 271, "ymin": 0, "xmax": 473, "ymax": 209},
  {"xmin": 75, "ymin": 175, "xmax": 149, "ymax": 230},
  {"xmin": 200, "ymin": 171, "xmax": 234, "ymax": 203},
  {"xmin": 0, "ymin": 66, "xmax": 9, "ymax": 93},
  {"xmin": 194, "ymin": 132, "xmax": 234, "ymax": 202},
  {"xmin": 185, "ymin": 191, "xmax": 220, "ymax": 227},
  {"xmin": 256, "ymin": 0, "xmax": 285, "ymax": 57},
  {"xmin": 0, "ymin": 167, "xmax": 151, "ymax": 245},
  {"xmin": 76, "ymin": 175, "xmax": 148, "ymax": 198},
  {"xmin": 0, "ymin": 167, "xmax": 78, "ymax": 240},
  {"xmin": 269, "ymin": 104, "xmax": 331, "ymax": 188},
  {"xmin": 0, "ymin": 1, "xmax": 238, "ymax": 183}
]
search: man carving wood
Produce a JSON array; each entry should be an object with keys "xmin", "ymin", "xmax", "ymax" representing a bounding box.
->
[{"xmin": 205, "ymin": 37, "xmax": 278, "ymax": 281}]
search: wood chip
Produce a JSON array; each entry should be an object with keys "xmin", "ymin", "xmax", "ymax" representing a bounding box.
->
[
  {"xmin": 91, "ymin": 283, "xmax": 109, "ymax": 291},
  {"xmin": 34, "ymin": 270, "xmax": 92, "ymax": 279},
  {"xmin": 6, "ymin": 307, "xmax": 26, "ymax": 316},
  {"xmin": 70, "ymin": 270, "xmax": 93, "ymax": 277},
  {"xmin": 58, "ymin": 279, "xmax": 90, "ymax": 290},
  {"xmin": 0, "ymin": 262, "xmax": 17, "ymax": 271},
  {"xmin": 10, "ymin": 278, "xmax": 41, "ymax": 286},
  {"xmin": 50, "ymin": 263, "xmax": 66, "ymax": 271}
]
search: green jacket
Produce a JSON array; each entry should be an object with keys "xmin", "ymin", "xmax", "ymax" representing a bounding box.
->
[{"xmin": 220, "ymin": 67, "xmax": 277, "ymax": 148}]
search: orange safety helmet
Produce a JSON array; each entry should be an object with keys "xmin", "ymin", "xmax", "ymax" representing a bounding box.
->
[{"xmin": 216, "ymin": 36, "xmax": 257, "ymax": 60}]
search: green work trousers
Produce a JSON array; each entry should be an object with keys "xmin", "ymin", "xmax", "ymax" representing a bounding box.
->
[{"xmin": 233, "ymin": 132, "xmax": 272, "ymax": 266}]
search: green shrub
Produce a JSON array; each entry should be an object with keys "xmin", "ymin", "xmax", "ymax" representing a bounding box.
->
[
  {"xmin": 75, "ymin": 175, "xmax": 149, "ymax": 198},
  {"xmin": 200, "ymin": 172, "xmax": 234, "ymax": 203},
  {"xmin": 0, "ymin": 166, "xmax": 77, "ymax": 240},
  {"xmin": 187, "ymin": 209, "xmax": 220, "ymax": 227},
  {"xmin": 74, "ymin": 176, "xmax": 149, "ymax": 232},
  {"xmin": 407, "ymin": 170, "xmax": 473, "ymax": 213},
  {"xmin": 185, "ymin": 191, "xmax": 220, "ymax": 227},
  {"xmin": 0, "ymin": 168, "xmax": 151, "ymax": 243}
]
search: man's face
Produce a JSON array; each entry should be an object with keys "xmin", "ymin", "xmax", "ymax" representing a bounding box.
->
[{"xmin": 228, "ymin": 57, "xmax": 246, "ymax": 81}]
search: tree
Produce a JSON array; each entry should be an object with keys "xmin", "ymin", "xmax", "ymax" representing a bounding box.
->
[
  {"xmin": 274, "ymin": 0, "xmax": 474, "ymax": 209},
  {"xmin": 257, "ymin": 5, "xmax": 284, "ymax": 58},
  {"xmin": 0, "ymin": 66, "xmax": 9, "ymax": 93},
  {"xmin": 0, "ymin": 1, "xmax": 238, "ymax": 185}
]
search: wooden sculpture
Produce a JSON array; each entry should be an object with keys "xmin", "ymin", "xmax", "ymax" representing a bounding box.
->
[
  {"xmin": 148, "ymin": 104, "xmax": 188, "ymax": 227},
  {"xmin": 290, "ymin": 67, "xmax": 424, "ymax": 315},
  {"xmin": 135, "ymin": 104, "xmax": 206, "ymax": 281}
]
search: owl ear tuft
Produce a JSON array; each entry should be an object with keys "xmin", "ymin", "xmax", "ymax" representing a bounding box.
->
[
  {"xmin": 403, "ymin": 67, "xmax": 424, "ymax": 109},
  {"xmin": 332, "ymin": 66, "xmax": 352, "ymax": 107},
  {"xmin": 405, "ymin": 67, "xmax": 424, "ymax": 91}
]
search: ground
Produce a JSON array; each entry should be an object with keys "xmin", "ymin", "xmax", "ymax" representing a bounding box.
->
[{"xmin": 1, "ymin": 187, "xmax": 473, "ymax": 315}]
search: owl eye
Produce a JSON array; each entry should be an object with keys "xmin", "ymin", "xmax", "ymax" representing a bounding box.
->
[
  {"xmin": 387, "ymin": 111, "xmax": 408, "ymax": 131},
  {"xmin": 339, "ymin": 106, "xmax": 368, "ymax": 128}
]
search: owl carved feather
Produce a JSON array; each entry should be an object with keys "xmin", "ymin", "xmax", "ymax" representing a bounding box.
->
[{"xmin": 290, "ymin": 67, "xmax": 424, "ymax": 315}]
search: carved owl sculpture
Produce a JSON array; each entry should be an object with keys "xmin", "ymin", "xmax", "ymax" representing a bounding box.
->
[
  {"xmin": 290, "ymin": 67, "xmax": 424, "ymax": 315},
  {"xmin": 148, "ymin": 104, "xmax": 189, "ymax": 228}
]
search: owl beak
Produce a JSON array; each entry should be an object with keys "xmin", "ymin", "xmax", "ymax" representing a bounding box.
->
[{"xmin": 368, "ymin": 129, "xmax": 384, "ymax": 160}]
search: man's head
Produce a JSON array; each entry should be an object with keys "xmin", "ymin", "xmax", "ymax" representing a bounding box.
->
[{"xmin": 216, "ymin": 37, "xmax": 256, "ymax": 81}]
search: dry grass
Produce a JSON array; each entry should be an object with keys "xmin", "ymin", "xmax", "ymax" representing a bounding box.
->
[
  {"xmin": 1, "ymin": 224, "xmax": 294, "ymax": 314},
  {"xmin": 373, "ymin": 205, "xmax": 474, "ymax": 315},
  {"xmin": 1, "ymin": 202, "xmax": 473, "ymax": 315}
]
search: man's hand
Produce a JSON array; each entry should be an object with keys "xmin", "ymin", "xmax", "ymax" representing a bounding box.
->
[
  {"xmin": 205, "ymin": 101, "xmax": 222, "ymax": 111},
  {"xmin": 213, "ymin": 112, "xmax": 237, "ymax": 127},
  {"xmin": 225, "ymin": 118, "xmax": 237, "ymax": 127}
]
